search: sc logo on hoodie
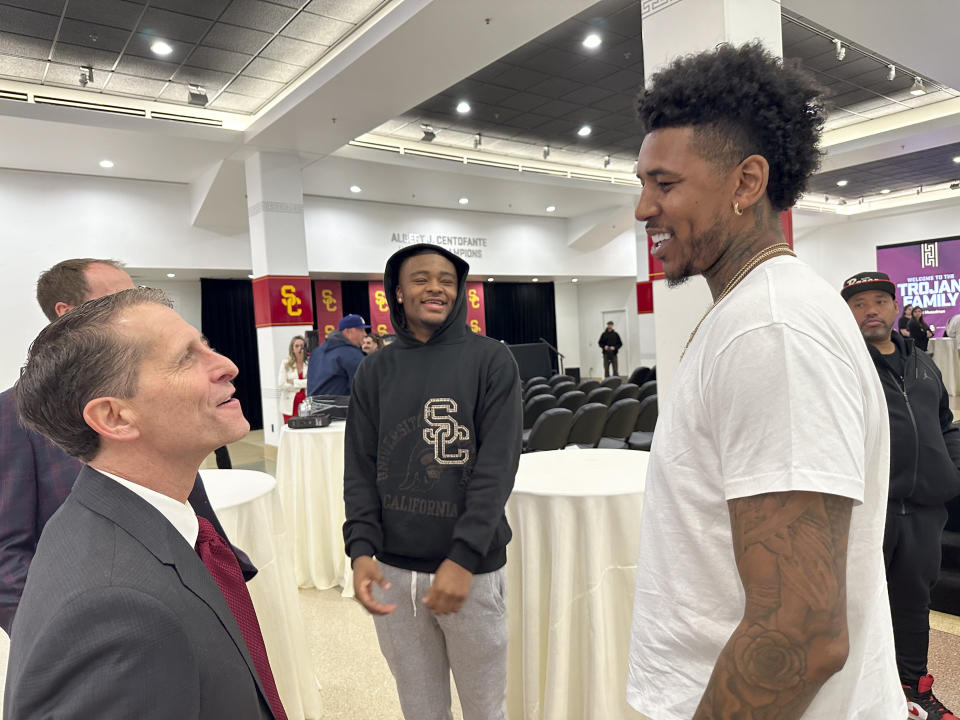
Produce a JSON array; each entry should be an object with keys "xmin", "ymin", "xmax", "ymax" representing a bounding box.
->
[{"xmin": 423, "ymin": 399, "xmax": 470, "ymax": 465}]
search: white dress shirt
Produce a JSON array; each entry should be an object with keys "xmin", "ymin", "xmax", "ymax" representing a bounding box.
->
[{"xmin": 93, "ymin": 467, "xmax": 199, "ymax": 547}]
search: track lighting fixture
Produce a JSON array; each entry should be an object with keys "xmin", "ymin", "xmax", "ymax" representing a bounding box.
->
[
  {"xmin": 421, "ymin": 124, "xmax": 436, "ymax": 142},
  {"xmin": 187, "ymin": 83, "xmax": 208, "ymax": 106},
  {"xmin": 910, "ymin": 77, "xmax": 926, "ymax": 96},
  {"xmin": 887, "ymin": 64, "xmax": 896, "ymax": 82},
  {"xmin": 833, "ymin": 39, "xmax": 846, "ymax": 61},
  {"xmin": 473, "ymin": 132, "xmax": 481, "ymax": 150},
  {"xmin": 78, "ymin": 65, "xmax": 93, "ymax": 87}
]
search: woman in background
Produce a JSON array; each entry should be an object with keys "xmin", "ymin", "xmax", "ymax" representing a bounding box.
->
[
  {"xmin": 361, "ymin": 333, "xmax": 384, "ymax": 355},
  {"xmin": 909, "ymin": 306, "xmax": 934, "ymax": 352},
  {"xmin": 898, "ymin": 303, "xmax": 914, "ymax": 337},
  {"xmin": 279, "ymin": 335, "xmax": 309, "ymax": 422}
]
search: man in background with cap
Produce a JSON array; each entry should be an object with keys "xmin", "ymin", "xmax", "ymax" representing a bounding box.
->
[
  {"xmin": 306, "ymin": 313, "xmax": 368, "ymax": 396},
  {"xmin": 844, "ymin": 270, "xmax": 960, "ymax": 720}
]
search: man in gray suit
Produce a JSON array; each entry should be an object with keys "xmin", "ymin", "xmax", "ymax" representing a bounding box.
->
[{"xmin": 5, "ymin": 288, "xmax": 285, "ymax": 719}]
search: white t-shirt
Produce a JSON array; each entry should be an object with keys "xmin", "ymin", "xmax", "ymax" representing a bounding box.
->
[{"xmin": 626, "ymin": 256, "xmax": 901, "ymax": 719}]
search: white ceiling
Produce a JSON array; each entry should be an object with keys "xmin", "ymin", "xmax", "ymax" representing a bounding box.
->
[
  {"xmin": 302, "ymin": 146, "xmax": 637, "ymax": 217},
  {"xmin": 1, "ymin": 0, "xmax": 960, "ymax": 225}
]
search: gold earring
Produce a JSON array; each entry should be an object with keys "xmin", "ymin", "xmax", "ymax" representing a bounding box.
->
[{"xmin": 733, "ymin": 201, "xmax": 743, "ymax": 216}]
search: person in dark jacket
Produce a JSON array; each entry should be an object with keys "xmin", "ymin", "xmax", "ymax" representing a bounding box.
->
[
  {"xmin": 305, "ymin": 314, "xmax": 367, "ymax": 396},
  {"xmin": 909, "ymin": 306, "xmax": 934, "ymax": 352},
  {"xmin": 899, "ymin": 303, "xmax": 915, "ymax": 337},
  {"xmin": 343, "ymin": 243, "xmax": 522, "ymax": 720},
  {"xmin": 598, "ymin": 321, "xmax": 623, "ymax": 377},
  {"xmin": 844, "ymin": 271, "xmax": 960, "ymax": 720}
]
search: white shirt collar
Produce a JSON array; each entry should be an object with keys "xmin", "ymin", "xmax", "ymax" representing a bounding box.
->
[{"xmin": 93, "ymin": 468, "xmax": 199, "ymax": 548}]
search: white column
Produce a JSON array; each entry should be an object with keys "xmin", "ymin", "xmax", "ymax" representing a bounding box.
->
[
  {"xmin": 642, "ymin": 0, "xmax": 783, "ymax": 400},
  {"xmin": 245, "ymin": 152, "xmax": 312, "ymax": 449}
]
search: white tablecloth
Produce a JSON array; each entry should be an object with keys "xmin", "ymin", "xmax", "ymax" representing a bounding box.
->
[
  {"xmin": 201, "ymin": 469, "xmax": 323, "ymax": 720},
  {"xmin": 930, "ymin": 337, "xmax": 960, "ymax": 395},
  {"xmin": 275, "ymin": 424, "xmax": 353, "ymax": 596},
  {"xmin": 506, "ymin": 449, "xmax": 649, "ymax": 720}
]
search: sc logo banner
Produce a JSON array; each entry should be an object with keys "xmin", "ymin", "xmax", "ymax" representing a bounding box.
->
[
  {"xmin": 320, "ymin": 288, "xmax": 338, "ymax": 312},
  {"xmin": 422, "ymin": 398, "xmax": 470, "ymax": 465},
  {"xmin": 280, "ymin": 284, "xmax": 303, "ymax": 317}
]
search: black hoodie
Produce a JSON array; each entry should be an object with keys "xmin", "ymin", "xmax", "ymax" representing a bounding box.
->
[
  {"xmin": 342, "ymin": 244, "xmax": 522, "ymax": 574},
  {"xmin": 867, "ymin": 331, "xmax": 960, "ymax": 507}
]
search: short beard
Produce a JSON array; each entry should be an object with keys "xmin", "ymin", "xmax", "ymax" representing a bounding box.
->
[
  {"xmin": 861, "ymin": 325, "xmax": 893, "ymax": 344},
  {"xmin": 664, "ymin": 214, "xmax": 728, "ymax": 289}
]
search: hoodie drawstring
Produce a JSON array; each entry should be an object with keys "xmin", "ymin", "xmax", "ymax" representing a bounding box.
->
[{"xmin": 410, "ymin": 571, "xmax": 418, "ymax": 617}]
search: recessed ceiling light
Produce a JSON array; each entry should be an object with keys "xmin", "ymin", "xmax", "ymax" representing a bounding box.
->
[
  {"xmin": 166, "ymin": 273, "xmax": 176, "ymax": 278},
  {"xmin": 571, "ymin": 278, "xmax": 579, "ymax": 283},
  {"xmin": 531, "ymin": 277, "xmax": 540, "ymax": 282},
  {"xmin": 953, "ymin": 156, "xmax": 960, "ymax": 164},
  {"xmin": 577, "ymin": 125, "xmax": 592, "ymax": 137},
  {"xmin": 456, "ymin": 100, "xmax": 471, "ymax": 114},
  {"xmin": 836, "ymin": 179, "xmax": 848, "ymax": 187},
  {"xmin": 910, "ymin": 76, "xmax": 926, "ymax": 96},
  {"xmin": 458, "ymin": 197, "xmax": 469, "ymax": 205},
  {"xmin": 248, "ymin": 274, "xmax": 255, "ymax": 279},
  {"xmin": 546, "ymin": 205, "xmax": 557, "ymax": 213},
  {"xmin": 582, "ymin": 33, "xmax": 602, "ymax": 49},
  {"xmin": 349, "ymin": 185, "xmax": 362, "ymax": 193},
  {"xmin": 150, "ymin": 40, "xmax": 173, "ymax": 56},
  {"xmin": 487, "ymin": 277, "xmax": 494, "ymax": 282},
  {"xmin": 880, "ymin": 188, "xmax": 891, "ymax": 194},
  {"xmin": 99, "ymin": 159, "xmax": 114, "ymax": 168}
]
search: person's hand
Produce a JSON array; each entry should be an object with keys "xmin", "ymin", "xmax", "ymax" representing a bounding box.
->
[
  {"xmin": 353, "ymin": 556, "xmax": 396, "ymax": 615},
  {"xmin": 423, "ymin": 559, "xmax": 473, "ymax": 615}
]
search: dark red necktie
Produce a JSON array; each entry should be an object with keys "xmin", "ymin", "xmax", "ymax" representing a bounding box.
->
[{"xmin": 195, "ymin": 517, "xmax": 288, "ymax": 720}]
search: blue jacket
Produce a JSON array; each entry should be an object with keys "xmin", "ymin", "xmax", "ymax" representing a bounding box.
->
[{"xmin": 307, "ymin": 331, "xmax": 365, "ymax": 396}]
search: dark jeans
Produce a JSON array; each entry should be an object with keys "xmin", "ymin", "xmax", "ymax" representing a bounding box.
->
[
  {"xmin": 883, "ymin": 503, "xmax": 948, "ymax": 684},
  {"xmin": 603, "ymin": 352, "xmax": 618, "ymax": 377}
]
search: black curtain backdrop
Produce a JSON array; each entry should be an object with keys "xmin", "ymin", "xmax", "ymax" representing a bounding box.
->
[
  {"xmin": 484, "ymin": 282, "xmax": 557, "ymax": 347},
  {"xmin": 200, "ymin": 278, "xmax": 263, "ymax": 431},
  {"xmin": 340, "ymin": 280, "xmax": 371, "ymax": 324}
]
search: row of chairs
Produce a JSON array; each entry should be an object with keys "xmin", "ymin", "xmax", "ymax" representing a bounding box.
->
[
  {"xmin": 523, "ymin": 394, "xmax": 658, "ymax": 453},
  {"xmin": 523, "ymin": 380, "xmax": 657, "ymax": 426}
]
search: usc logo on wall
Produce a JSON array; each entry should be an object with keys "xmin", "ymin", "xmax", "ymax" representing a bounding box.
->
[
  {"xmin": 468, "ymin": 288, "xmax": 481, "ymax": 309},
  {"xmin": 320, "ymin": 288, "xmax": 338, "ymax": 312},
  {"xmin": 280, "ymin": 285, "xmax": 303, "ymax": 317},
  {"xmin": 374, "ymin": 290, "xmax": 390, "ymax": 312},
  {"xmin": 253, "ymin": 276, "xmax": 313, "ymax": 328}
]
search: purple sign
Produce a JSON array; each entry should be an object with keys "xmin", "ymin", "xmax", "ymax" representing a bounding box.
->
[{"xmin": 877, "ymin": 236, "xmax": 960, "ymax": 336}]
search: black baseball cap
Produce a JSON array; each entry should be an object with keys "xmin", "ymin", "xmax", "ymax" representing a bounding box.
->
[{"xmin": 840, "ymin": 271, "xmax": 896, "ymax": 301}]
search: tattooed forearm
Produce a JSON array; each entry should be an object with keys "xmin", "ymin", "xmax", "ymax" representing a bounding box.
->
[{"xmin": 692, "ymin": 491, "xmax": 852, "ymax": 720}]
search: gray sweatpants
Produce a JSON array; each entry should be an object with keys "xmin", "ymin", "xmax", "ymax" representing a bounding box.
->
[{"xmin": 372, "ymin": 563, "xmax": 508, "ymax": 720}]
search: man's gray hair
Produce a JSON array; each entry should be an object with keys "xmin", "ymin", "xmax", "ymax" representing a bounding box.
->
[{"xmin": 16, "ymin": 288, "xmax": 172, "ymax": 461}]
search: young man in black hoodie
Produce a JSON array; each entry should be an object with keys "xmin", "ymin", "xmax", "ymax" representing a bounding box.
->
[
  {"xmin": 343, "ymin": 243, "xmax": 522, "ymax": 720},
  {"xmin": 844, "ymin": 271, "xmax": 960, "ymax": 720}
]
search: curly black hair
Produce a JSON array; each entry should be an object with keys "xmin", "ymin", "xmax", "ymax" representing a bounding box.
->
[{"xmin": 636, "ymin": 43, "xmax": 825, "ymax": 211}]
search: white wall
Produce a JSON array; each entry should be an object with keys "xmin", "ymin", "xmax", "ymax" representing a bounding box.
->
[
  {"xmin": 303, "ymin": 196, "xmax": 638, "ymax": 278},
  {"xmin": 576, "ymin": 277, "xmax": 655, "ymax": 379},
  {"xmin": 794, "ymin": 197, "xmax": 960, "ymax": 288},
  {"xmin": 0, "ymin": 168, "xmax": 250, "ymax": 387},
  {"xmin": 145, "ymin": 279, "xmax": 203, "ymax": 331},
  {"xmin": 553, "ymin": 281, "xmax": 581, "ymax": 370}
]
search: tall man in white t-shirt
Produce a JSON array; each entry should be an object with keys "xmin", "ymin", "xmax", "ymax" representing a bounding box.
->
[{"xmin": 625, "ymin": 44, "xmax": 901, "ymax": 719}]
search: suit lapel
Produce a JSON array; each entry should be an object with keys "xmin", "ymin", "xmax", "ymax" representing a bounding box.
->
[{"xmin": 72, "ymin": 467, "xmax": 274, "ymax": 717}]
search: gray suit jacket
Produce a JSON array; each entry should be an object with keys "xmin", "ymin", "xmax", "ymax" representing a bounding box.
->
[{"xmin": 3, "ymin": 467, "xmax": 275, "ymax": 720}]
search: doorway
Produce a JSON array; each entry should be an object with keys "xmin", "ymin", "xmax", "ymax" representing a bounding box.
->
[{"xmin": 601, "ymin": 308, "xmax": 628, "ymax": 377}]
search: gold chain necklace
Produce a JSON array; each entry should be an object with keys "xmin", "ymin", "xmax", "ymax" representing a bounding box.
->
[{"xmin": 680, "ymin": 242, "xmax": 796, "ymax": 360}]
